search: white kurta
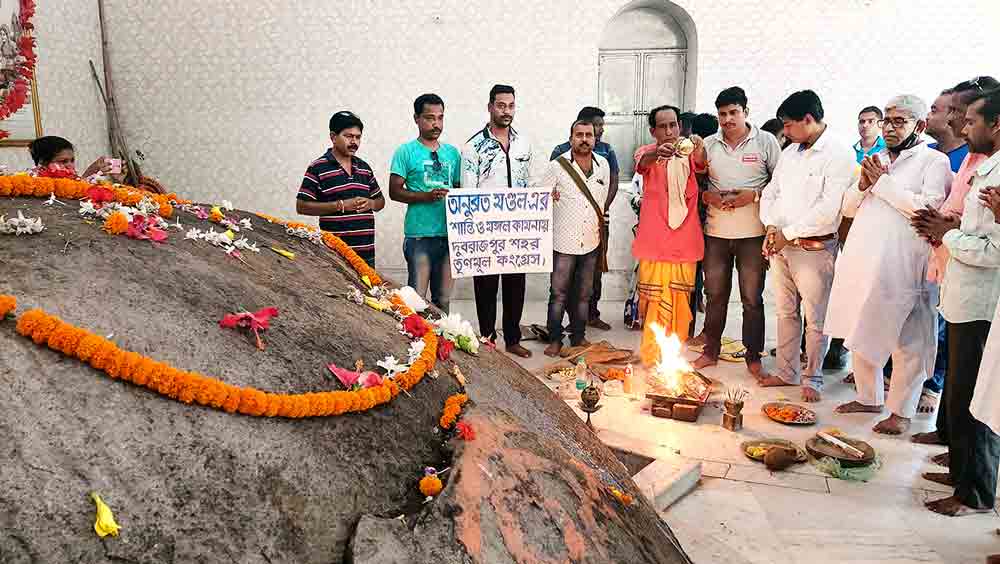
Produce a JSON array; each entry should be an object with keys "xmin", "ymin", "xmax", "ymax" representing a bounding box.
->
[{"xmin": 825, "ymin": 143, "xmax": 952, "ymax": 366}]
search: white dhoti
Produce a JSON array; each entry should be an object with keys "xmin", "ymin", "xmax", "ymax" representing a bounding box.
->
[
  {"xmin": 851, "ymin": 294, "xmax": 937, "ymax": 417},
  {"xmin": 825, "ymin": 144, "xmax": 950, "ymax": 417}
]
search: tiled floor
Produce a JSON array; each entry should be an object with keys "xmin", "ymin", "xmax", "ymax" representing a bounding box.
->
[{"xmin": 450, "ymin": 297, "xmax": 1000, "ymax": 564}]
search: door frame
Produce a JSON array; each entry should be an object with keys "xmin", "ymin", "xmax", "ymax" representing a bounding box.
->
[{"xmin": 598, "ymin": 48, "xmax": 688, "ymax": 177}]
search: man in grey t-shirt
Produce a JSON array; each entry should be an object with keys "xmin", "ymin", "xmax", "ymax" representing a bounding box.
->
[{"xmin": 690, "ymin": 87, "xmax": 782, "ymax": 377}]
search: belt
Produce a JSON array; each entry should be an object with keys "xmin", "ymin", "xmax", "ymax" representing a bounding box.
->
[
  {"xmin": 792, "ymin": 233, "xmax": 836, "ymax": 251},
  {"xmin": 796, "ymin": 234, "xmax": 836, "ymax": 243}
]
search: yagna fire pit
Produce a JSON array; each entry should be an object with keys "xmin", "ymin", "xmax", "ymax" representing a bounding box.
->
[{"xmin": 644, "ymin": 323, "xmax": 713, "ymax": 422}]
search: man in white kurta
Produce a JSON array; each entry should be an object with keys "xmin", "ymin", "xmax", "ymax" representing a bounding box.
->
[{"xmin": 826, "ymin": 96, "xmax": 952, "ymax": 435}]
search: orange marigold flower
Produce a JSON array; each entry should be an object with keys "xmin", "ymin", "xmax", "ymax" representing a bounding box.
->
[
  {"xmin": 102, "ymin": 212, "xmax": 129, "ymax": 235},
  {"xmin": 29, "ymin": 313, "xmax": 59, "ymax": 345},
  {"xmin": 132, "ymin": 356, "xmax": 156, "ymax": 386},
  {"xmin": 158, "ymin": 202, "xmax": 173, "ymax": 218},
  {"xmin": 105, "ymin": 350, "xmax": 127, "ymax": 380},
  {"xmin": 119, "ymin": 351, "xmax": 144, "ymax": 382},
  {"xmin": 419, "ymin": 475, "xmax": 443, "ymax": 497}
]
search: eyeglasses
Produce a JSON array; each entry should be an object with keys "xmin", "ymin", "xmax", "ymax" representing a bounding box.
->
[
  {"xmin": 880, "ymin": 117, "xmax": 914, "ymax": 130},
  {"xmin": 430, "ymin": 151, "xmax": 442, "ymax": 171}
]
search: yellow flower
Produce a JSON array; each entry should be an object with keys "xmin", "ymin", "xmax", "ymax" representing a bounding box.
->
[
  {"xmin": 90, "ymin": 492, "xmax": 121, "ymax": 538},
  {"xmin": 361, "ymin": 275, "xmax": 372, "ymax": 288},
  {"xmin": 271, "ymin": 247, "xmax": 295, "ymax": 260},
  {"xmin": 224, "ymin": 229, "xmax": 235, "ymax": 241},
  {"xmin": 209, "ymin": 206, "xmax": 224, "ymax": 223}
]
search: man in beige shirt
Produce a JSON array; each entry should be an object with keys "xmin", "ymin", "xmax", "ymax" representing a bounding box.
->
[{"xmin": 690, "ymin": 87, "xmax": 782, "ymax": 378}]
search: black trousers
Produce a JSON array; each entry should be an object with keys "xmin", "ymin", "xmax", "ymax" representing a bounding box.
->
[
  {"xmin": 702, "ymin": 235, "xmax": 766, "ymax": 364},
  {"xmin": 473, "ymin": 273, "xmax": 525, "ymax": 347},
  {"xmin": 947, "ymin": 320, "xmax": 999, "ymax": 508}
]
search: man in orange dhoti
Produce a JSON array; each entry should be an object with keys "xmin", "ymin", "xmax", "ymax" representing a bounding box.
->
[{"xmin": 632, "ymin": 105, "xmax": 705, "ymax": 365}]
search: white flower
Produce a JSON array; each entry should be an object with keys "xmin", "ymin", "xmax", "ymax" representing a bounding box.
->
[
  {"xmin": 172, "ymin": 218, "xmax": 184, "ymax": 231},
  {"xmin": 377, "ymin": 355, "xmax": 409, "ymax": 377},
  {"xmin": 185, "ymin": 227, "xmax": 203, "ymax": 240},
  {"xmin": 407, "ymin": 340, "xmax": 426, "ymax": 364},
  {"xmin": 286, "ymin": 226, "xmax": 322, "ymax": 245},
  {"xmin": 78, "ymin": 200, "xmax": 99, "ymax": 217},
  {"xmin": 434, "ymin": 312, "xmax": 477, "ymax": 341},
  {"xmin": 239, "ymin": 217, "xmax": 253, "ymax": 231},
  {"xmin": 391, "ymin": 286, "xmax": 428, "ymax": 313},
  {"xmin": 233, "ymin": 237, "xmax": 259, "ymax": 253},
  {"xmin": 43, "ymin": 193, "xmax": 64, "ymax": 206},
  {"xmin": 0, "ymin": 210, "xmax": 44, "ymax": 235},
  {"xmin": 221, "ymin": 200, "xmax": 234, "ymax": 211},
  {"xmin": 136, "ymin": 197, "xmax": 160, "ymax": 216}
]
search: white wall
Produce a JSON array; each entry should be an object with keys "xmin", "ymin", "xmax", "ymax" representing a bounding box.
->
[
  {"xmin": 49, "ymin": 0, "xmax": 1000, "ymax": 296},
  {"xmin": 0, "ymin": 0, "xmax": 108, "ymax": 172}
]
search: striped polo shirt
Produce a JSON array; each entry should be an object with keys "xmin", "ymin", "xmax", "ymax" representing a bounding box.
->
[{"xmin": 297, "ymin": 150, "xmax": 382, "ymax": 265}]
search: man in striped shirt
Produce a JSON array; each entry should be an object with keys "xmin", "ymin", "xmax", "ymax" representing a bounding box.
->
[{"xmin": 296, "ymin": 111, "xmax": 385, "ymax": 265}]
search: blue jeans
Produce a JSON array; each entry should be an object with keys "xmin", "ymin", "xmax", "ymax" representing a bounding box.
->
[
  {"xmin": 547, "ymin": 249, "xmax": 599, "ymax": 346},
  {"xmin": 403, "ymin": 237, "xmax": 452, "ymax": 313}
]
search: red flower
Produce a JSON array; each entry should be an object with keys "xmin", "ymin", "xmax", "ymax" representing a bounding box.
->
[
  {"xmin": 456, "ymin": 421, "xmax": 475, "ymax": 441},
  {"xmin": 38, "ymin": 165, "xmax": 77, "ymax": 179},
  {"xmin": 402, "ymin": 314, "xmax": 428, "ymax": 338},
  {"xmin": 437, "ymin": 339, "xmax": 454, "ymax": 361},
  {"xmin": 85, "ymin": 185, "xmax": 115, "ymax": 204},
  {"xmin": 125, "ymin": 215, "xmax": 168, "ymax": 243},
  {"xmin": 220, "ymin": 307, "xmax": 279, "ymax": 351}
]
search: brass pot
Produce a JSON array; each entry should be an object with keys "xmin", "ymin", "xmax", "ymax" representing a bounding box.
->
[{"xmin": 581, "ymin": 384, "xmax": 601, "ymax": 409}]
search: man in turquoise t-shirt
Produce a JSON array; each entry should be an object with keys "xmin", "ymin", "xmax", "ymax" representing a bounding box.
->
[{"xmin": 389, "ymin": 93, "xmax": 462, "ymax": 312}]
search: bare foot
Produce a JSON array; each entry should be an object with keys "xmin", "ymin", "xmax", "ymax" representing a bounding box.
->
[
  {"xmin": 873, "ymin": 413, "xmax": 911, "ymax": 435},
  {"xmin": 931, "ymin": 451, "xmax": 950, "ymax": 467},
  {"xmin": 917, "ymin": 390, "xmax": 940, "ymax": 414},
  {"xmin": 835, "ymin": 401, "xmax": 883, "ymax": 414},
  {"xmin": 801, "ymin": 386, "xmax": 821, "ymax": 403},
  {"xmin": 688, "ymin": 333, "xmax": 706, "ymax": 347},
  {"xmin": 911, "ymin": 431, "xmax": 945, "ymax": 445},
  {"xmin": 692, "ymin": 354, "xmax": 717, "ymax": 369},
  {"xmin": 921, "ymin": 472, "xmax": 953, "ymax": 486},
  {"xmin": 756, "ymin": 374, "xmax": 796, "ymax": 388},
  {"xmin": 747, "ymin": 361, "xmax": 765, "ymax": 377},
  {"xmin": 843, "ymin": 372, "xmax": 855, "ymax": 384},
  {"xmin": 925, "ymin": 495, "xmax": 993, "ymax": 516},
  {"xmin": 543, "ymin": 342, "xmax": 562, "ymax": 358},
  {"xmin": 506, "ymin": 343, "xmax": 532, "ymax": 358}
]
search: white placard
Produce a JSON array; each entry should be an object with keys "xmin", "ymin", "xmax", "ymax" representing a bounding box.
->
[{"xmin": 445, "ymin": 187, "xmax": 553, "ymax": 279}]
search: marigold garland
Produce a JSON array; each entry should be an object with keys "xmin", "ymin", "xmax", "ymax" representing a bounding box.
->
[
  {"xmin": 102, "ymin": 211, "xmax": 129, "ymax": 235},
  {"xmin": 256, "ymin": 213, "xmax": 382, "ymax": 284},
  {"xmin": 0, "ymin": 294, "xmax": 15, "ymax": 317},
  {"xmin": 439, "ymin": 393, "xmax": 469, "ymax": 429},
  {"xmin": 0, "ymin": 175, "xmax": 185, "ymax": 218},
  {"xmin": 10, "ymin": 302, "xmax": 438, "ymax": 418}
]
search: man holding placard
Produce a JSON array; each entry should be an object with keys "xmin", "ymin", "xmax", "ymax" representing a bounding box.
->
[
  {"xmin": 462, "ymin": 84, "xmax": 535, "ymax": 357},
  {"xmin": 541, "ymin": 120, "xmax": 610, "ymax": 357}
]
